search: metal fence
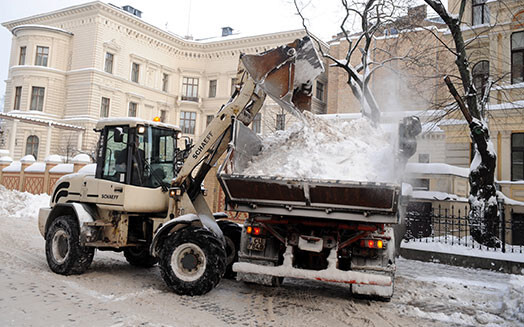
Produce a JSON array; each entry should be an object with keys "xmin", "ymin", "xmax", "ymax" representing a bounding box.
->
[{"xmin": 403, "ymin": 202, "xmax": 524, "ymax": 254}]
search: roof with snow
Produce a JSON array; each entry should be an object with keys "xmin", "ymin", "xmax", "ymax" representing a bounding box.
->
[{"xmin": 406, "ymin": 163, "xmax": 469, "ymax": 178}]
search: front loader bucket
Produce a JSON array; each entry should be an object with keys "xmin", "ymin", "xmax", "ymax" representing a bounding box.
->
[{"xmin": 241, "ymin": 36, "xmax": 324, "ymax": 114}]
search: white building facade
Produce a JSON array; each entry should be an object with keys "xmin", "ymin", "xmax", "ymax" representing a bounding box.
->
[{"xmin": 1, "ymin": 1, "xmax": 327, "ymax": 160}]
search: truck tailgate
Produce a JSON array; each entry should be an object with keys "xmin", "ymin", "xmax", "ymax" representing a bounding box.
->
[{"xmin": 217, "ymin": 122, "xmax": 401, "ymax": 223}]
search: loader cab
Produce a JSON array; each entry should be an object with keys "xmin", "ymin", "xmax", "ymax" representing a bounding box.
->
[{"xmin": 94, "ymin": 118, "xmax": 181, "ymax": 188}]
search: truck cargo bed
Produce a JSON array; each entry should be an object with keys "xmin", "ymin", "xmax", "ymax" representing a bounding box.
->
[{"xmin": 217, "ymin": 122, "xmax": 401, "ymax": 223}]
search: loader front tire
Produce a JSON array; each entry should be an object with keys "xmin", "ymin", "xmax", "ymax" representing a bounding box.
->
[
  {"xmin": 159, "ymin": 226, "xmax": 226, "ymax": 296},
  {"xmin": 217, "ymin": 220, "xmax": 241, "ymax": 279},
  {"xmin": 124, "ymin": 246, "xmax": 158, "ymax": 268},
  {"xmin": 45, "ymin": 215, "xmax": 94, "ymax": 275}
]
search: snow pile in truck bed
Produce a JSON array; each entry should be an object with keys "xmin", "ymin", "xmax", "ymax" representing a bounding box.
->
[
  {"xmin": 0, "ymin": 185, "xmax": 50, "ymax": 220},
  {"xmin": 241, "ymin": 112, "xmax": 398, "ymax": 183}
]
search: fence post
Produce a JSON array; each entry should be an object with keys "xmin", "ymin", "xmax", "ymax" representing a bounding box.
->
[
  {"xmin": 20, "ymin": 155, "xmax": 36, "ymax": 192},
  {"xmin": 0, "ymin": 156, "xmax": 13, "ymax": 185}
]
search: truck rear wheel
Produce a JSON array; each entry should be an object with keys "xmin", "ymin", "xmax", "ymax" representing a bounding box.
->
[
  {"xmin": 159, "ymin": 226, "xmax": 226, "ymax": 296},
  {"xmin": 45, "ymin": 215, "xmax": 94, "ymax": 275},
  {"xmin": 124, "ymin": 246, "xmax": 158, "ymax": 267},
  {"xmin": 217, "ymin": 220, "xmax": 241, "ymax": 279}
]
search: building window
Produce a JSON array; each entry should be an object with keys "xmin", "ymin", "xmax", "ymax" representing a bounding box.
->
[
  {"xmin": 13, "ymin": 86, "xmax": 22, "ymax": 110},
  {"xmin": 30, "ymin": 87, "xmax": 45, "ymax": 111},
  {"xmin": 104, "ymin": 52, "xmax": 114, "ymax": 74},
  {"xmin": 512, "ymin": 133, "xmax": 524, "ymax": 181},
  {"xmin": 180, "ymin": 111, "xmax": 196, "ymax": 134},
  {"xmin": 182, "ymin": 77, "xmax": 199, "ymax": 101},
  {"xmin": 231, "ymin": 77, "xmax": 238, "ymax": 95},
  {"xmin": 160, "ymin": 110, "xmax": 167, "ymax": 123},
  {"xmin": 276, "ymin": 113, "xmax": 285, "ymax": 130},
  {"xmin": 35, "ymin": 46, "xmax": 49, "ymax": 67},
  {"xmin": 25, "ymin": 135, "xmax": 39, "ymax": 160},
  {"xmin": 206, "ymin": 115, "xmax": 214, "ymax": 127},
  {"xmin": 100, "ymin": 97, "xmax": 110, "ymax": 117},
  {"xmin": 316, "ymin": 81, "xmax": 324, "ymax": 101},
  {"xmin": 472, "ymin": 0, "xmax": 489, "ymax": 26},
  {"xmin": 412, "ymin": 178, "xmax": 430, "ymax": 191},
  {"xmin": 162, "ymin": 73, "xmax": 169, "ymax": 92},
  {"xmin": 418, "ymin": 153, "xmax": 430, "ymax": 163},
  {"xmin": 252, "ymin": 113, "xmax": 261, "ymax": 134},
  {"xmin": 131, "ymin": 62, "xmax": 140, "ymax": 83},
  {"xmin": 19, "ymin": 46, "xmax": 26, "ymax": 65},
  {"xmin": 128, "ymin": 102, "xmax": 137, "ymax": 117},
  {"xmin": 472, "ymin": 60, "xmax": 489, "ymax": 97},
  {"xmin": 209, "ymin": 80, "xmax": 217, "ymax": 98},
  {"xmin": 511, "ymin": 31, "xmax": 524, "ymax": 84}
]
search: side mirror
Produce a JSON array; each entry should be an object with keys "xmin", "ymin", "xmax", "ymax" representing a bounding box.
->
[
  {"xmin": 185, "ymin": 138, "xmax": 193, "ymax": 149},
  {"xmin": 114, "ymin": 127, "xmax": 124, "ymax": 143}
]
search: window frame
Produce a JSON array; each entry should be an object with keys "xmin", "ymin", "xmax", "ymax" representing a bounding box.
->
[
  {"xmin": 30, "ymin": 87, "xmax": 45, "ymax": 111},
  {"xmin": 206, "ymin": 114, "xmax": 214, "ymax": 127},
  {"xmin": 104, "ymin": 52, "xmax": 114, "ymax": 74},
  {"xmin": 316, "ymin": 81, "xmax": 324, "ymax": 101},
  {"xmin": 511, "ymin": 133, "xmax": 524, "ymax": 181},
  {"xmin": 160, "ymin": 109, "xmax": 167, "ymax": 123},
  {"xmin": 180, "ymin": 111, "xmax": 197, "ymax": 134},
  {"xmin": 128, "ymin": 102, "xmax": 137, "ymax": 117},
  {"xmin": 131, "ymin": 62, "xmax": 140, "ymax": 83},
  {"xmin": 19, "ymin": 46, "xmax": 26, "ymax": 65},
  {"xmin": 472, "ymin": 0, "xmax": 489, "ymax": 26},
  {"xmin": 35, "ymin": 46, "xmax": 49, "ymax": 67},
  {"xmin": 25, "ymin": 135, "xmax": 39, "ymax": 160},
  {"xmin": 182, "ymin": 77, "xmax": 199, "ymax": 101},
  {"xmin": 208, "ymin": 79, "xmax": 217, "ymax": 98},
  {"xmin": 162, "ymin": 73, "xmax": 169, "ymax": 92},
  {"xmin": 13, "ymin": 86, "xmax": 22, "ymax": 110},
  {"xmin": 100, "ymin": 97, "xmax": 110, "ymax": 117},
  {"xmin": 231, "ymin": 77, "xmax": 238, "ymax": 96},
  {"xmin": 511, "ymin": 31, "xmax": 524, "ymax": 84}
]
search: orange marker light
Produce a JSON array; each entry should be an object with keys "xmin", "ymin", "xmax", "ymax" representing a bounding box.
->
[
  {"xmin": 253, "ymin": 227, "xmax": 261, "ymax": 235},
  {"xmin": 153, "ymin": 116, "xmax": 161, "ymax": 122},
  {"xmin": 377, "ymin": 240, "xmax": 383, "ymax": 248},
  {"xmin": 246, "ymin": 226, "xmax": 252, "ymax": 234}
]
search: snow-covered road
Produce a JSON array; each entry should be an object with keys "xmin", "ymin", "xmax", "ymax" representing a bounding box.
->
[{"xmin": 0, "ymin": 188, "xmax": 522, "ymax": 326}]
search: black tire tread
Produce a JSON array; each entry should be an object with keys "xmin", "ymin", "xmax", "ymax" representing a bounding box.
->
[
  {"xmin": 159, "ymin": 226, "xmax": 226, "ymax": 296},
  {"xmin": 217, "ymin": 220, "xmax": 241, "ymax": 279},
  {"xmin": 45, "ymin": 215, "xmax": 94, "ymax": 275},
  {"xmin": 123, "ymin": 247, "xmax": 158, "ymax": 267}
]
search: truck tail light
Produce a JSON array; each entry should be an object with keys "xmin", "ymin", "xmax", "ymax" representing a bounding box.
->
[
  {"xmin": 360, "ymin": 239, "xmax": 384, "ymax": 249},
  {"xmin": 246, "ymin": 226, "xmax": 262, "ymax": 235}
]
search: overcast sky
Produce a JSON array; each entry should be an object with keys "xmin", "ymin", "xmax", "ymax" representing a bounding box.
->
[{"xmin": 0, "ymin": 0, "xmax": 441, "ymax": 106}]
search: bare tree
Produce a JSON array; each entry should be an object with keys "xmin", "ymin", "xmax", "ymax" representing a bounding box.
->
[
  {"xmin": 294, "ymin": 0, "xmax": 416, "ymax": 123},
  {"xmin": 422, "ymin": 0, "xmax": 500, "ymax": 247}
]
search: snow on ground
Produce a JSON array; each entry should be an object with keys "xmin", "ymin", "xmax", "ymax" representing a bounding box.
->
[
  {"xmin": 241, "ymin": 113, "xmax": 399, "ymax": 183},
  {"xmin": 0, "ymin": 185, "xmax": 49, "ymax": 219},
  {"xmin": 0, "ymin": 186, "xmax": 523, "ymax": 326}
]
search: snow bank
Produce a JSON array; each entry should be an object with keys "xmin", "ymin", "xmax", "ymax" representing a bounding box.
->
[
  {"xmin": 241, "ymin": 113, "xmax": 399, "ymax": 183},
  {"xmin": 402, "ymin": 237, "xmax": 524, "ymax": 263},
  {"xmin": 0, "ymin": 185, "xmax": 50, "ymax": 220}
]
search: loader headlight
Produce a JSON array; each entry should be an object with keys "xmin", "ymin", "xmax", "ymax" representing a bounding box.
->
[{"xmin": 169, "ymin": 187, "xmax": 183, "ymax": 198}]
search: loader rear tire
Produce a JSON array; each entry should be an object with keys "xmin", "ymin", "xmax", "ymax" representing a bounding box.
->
[
  {"xmin": 217, "ymin": 220, "xmax": 241, "ymax": 279},
  {"xmin": 45, "ymin": 215, "xmax": 94, "ymax": 275},
  {"xmin": 159, "ymin": 226, "xmax": 226, "ymax": 296},
  {"xmin": 124, "ymin": 246, "xmax": 158, "ymax": 268}
]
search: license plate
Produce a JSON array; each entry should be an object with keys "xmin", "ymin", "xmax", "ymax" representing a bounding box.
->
[{"xmin": 247, "ymin": 236, "xmax": 266, "ymax": 251}]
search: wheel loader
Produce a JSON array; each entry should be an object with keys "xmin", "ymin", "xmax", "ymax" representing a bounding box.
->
[{"xmin": 38, "ymin": 35, "xmax": 420, "ymax": 298}]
